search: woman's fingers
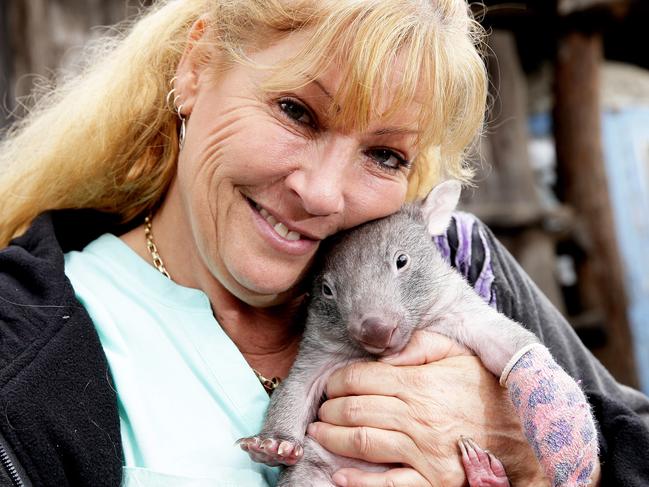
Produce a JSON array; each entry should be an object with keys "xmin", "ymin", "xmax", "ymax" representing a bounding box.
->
[
  {"xmin": 305, "ymin": 421, "xmax": 462, "ymax": 485},
  {"xmin": 317, "ymin": 355, "xmax": 519, "ymax": 486},
  {"xmin": 325, "ymin": 333, "xmax": 475, "ymax": 400},
  {"xmin": 380, "ymin": 330, "xmax": 473, "ymax": 366},
  {"xmin": 306, "ymin": 422, "xmax": 418, "ymax": 465},
  {"xmin": 325, "ymin": 361, "xmax": 406, "ymax": 399},
  {"xmin": 332, "ymin": 467, "xmax": 430, "ymax": 487},
  {"xmin": 318, "ymin": 394, "xmax": 408, "ymax": 431}
]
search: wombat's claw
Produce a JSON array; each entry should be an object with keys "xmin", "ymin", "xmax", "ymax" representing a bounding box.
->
[
  {"xmin": 237, "ymin": 436, "xmax": 303, "ymax": 466},
  {"xmin": 236, "ymin": 436, "xmax": 260, "ymax": 451},
  {"xmin": 459, "ymin": 436, "xmax": 510, "ymax": 487}
]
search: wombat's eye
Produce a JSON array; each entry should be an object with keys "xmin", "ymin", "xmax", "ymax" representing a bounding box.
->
[
  {"xmin": 395, "ymin": 253, "xmax": 410, "ymax": 271},
  {"xmin": 322, "ymin": 282, "xmax": 335, "ymax": 298}
]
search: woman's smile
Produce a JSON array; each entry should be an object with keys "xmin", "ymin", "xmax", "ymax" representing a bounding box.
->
[{"xmin": 246, "ymin": 196, "xmax": 320, "ymax": 256}]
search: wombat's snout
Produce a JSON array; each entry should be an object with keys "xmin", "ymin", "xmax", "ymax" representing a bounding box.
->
[{"xmin": 352, "ymin": 317, "xmax": 397, "ymax": 353}]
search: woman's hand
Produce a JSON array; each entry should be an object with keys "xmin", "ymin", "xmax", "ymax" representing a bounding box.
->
[{"xmin": 307, "ymin": 331, "xmax": 549, "ymax": 487}]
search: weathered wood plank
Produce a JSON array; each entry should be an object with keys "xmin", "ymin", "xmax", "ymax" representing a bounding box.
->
[
  {"xmin": 461, "ymin": 30, "xmax": 566, "ymax": 311},
  {"xmin": 554, "ymin": 30, "xmax": 639, "ymax": 387},
  {"xmin": 6, "ymin": 0, "xmax": 147, "ymax": 102},
  {"xmin": 466, "ymin": 30, "xmax": 542, "ymax": 225}
]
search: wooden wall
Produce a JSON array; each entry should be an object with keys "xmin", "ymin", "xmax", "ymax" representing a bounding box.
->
[{"xmin": 1, "ymin": 0, "xmax": 148, "ymax": 126}]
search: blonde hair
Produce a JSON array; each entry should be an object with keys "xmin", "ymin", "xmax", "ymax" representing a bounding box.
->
[{"xmin": 0, "ymin": 0, "xmax": 487, "ymax": 246}]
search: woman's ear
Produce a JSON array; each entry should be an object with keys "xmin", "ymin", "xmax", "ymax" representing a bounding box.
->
[
  {"xmin": 421, "ymin": 179, "xmax": 461, "ymax": 236},
  {"xmin": 173, "ymin": 18, "xmax": 208, "ymax": 116}
]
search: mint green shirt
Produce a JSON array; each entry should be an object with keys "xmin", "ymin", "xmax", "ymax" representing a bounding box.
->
[{"xmin": 64, "ymin": 234, "xmax": 280, "ymax": 486}]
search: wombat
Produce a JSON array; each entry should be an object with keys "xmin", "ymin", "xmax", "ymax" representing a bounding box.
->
[{"xmin": 239, "ymin": 181, "xmax": 598, "ymax": 487}]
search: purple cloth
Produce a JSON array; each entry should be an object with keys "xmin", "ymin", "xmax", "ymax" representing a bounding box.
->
[{"xmin": 433, "ymin": 211, "xmax": 496, "ymax": 307}]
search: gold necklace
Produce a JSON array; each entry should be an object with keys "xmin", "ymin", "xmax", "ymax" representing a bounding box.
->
[
  {"xmin": 144, "ymin": 215, "xmax": 171, "ymax": 279},
  {"xmin": 143, "ymin": 213, "xmax": 281, "ymax": 394},
  {"xmin": 253, "ymin": 369, "xmax": 281, "ymax": 392}
]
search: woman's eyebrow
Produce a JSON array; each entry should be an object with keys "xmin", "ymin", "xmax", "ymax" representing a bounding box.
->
[
  {"xmin": 308, "ymin": 78, "xmax": 419, "ymax": 137},
  {"xmin": 372, "ymin": 127, "xmax": 420, "ymax": 136},
  {"xmin": 311, "ymin": 79, "xmax": 333, "ymax": 101}
]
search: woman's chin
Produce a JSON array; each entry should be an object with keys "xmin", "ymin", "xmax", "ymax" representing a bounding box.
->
[
  {"xmin": 227, "ymin": 271, "xmax": 306, "ymax": 307},
  {"xmin": 232, "ymin": 286, "xmax": 301, "ymax": 308}
]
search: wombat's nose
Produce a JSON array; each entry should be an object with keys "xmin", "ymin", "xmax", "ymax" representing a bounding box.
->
[{"xmin": 358, "ymin": 317, "xmax": 396, "ymax": 350}]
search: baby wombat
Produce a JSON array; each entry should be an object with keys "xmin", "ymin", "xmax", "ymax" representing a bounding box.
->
[{"xmin": 240, "ymin": 181, "xmax": 598, "ymax": 487}]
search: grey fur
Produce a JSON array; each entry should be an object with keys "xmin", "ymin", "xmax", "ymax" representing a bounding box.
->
[{"xmin": 243, "ymin": 203, "xmax": 538, "ymax": 486}]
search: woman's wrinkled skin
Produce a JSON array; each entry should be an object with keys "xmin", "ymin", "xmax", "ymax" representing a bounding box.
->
[
  {"xmin": 158, "ymin": 25, "xmax": 417, "ymax": 307},
  {"xmin": 122, "ymin": 22, "xmax": 555, "ymax": 487}
]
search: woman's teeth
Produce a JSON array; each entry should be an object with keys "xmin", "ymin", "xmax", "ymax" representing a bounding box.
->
[{"xmin": 257, "ymin": 205, "xmax": 302, "ymax": 241}]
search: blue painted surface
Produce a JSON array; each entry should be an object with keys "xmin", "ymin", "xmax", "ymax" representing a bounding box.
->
[
  {"xmin": 601, "ymin": 108, "xmax": 649, "ymax": 394},
  {"xmin": 529, "ymin": 112, "xmax": 552, "ymax": 138}
]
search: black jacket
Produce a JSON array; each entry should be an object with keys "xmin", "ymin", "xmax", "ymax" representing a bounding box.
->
[{"xmin": 1, "ymin": 210, "xmax": 648, "ymax": 486}]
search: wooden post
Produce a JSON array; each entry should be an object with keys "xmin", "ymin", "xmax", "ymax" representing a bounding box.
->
[
  {"xmin": 462, "ymin": 30, "xmax": 567, "ymax": 312},
  {"xmin": 554, "ymin": 30, "xmax": 639, "ymax": 387},
  {"xmin": 0, "ymin": 0, "xmax": 13, "ymax": 130},
  {"xmin": 5, "ymin": 0, "xmax": 148, "ymax": 102},
  {"xmin": 464, "ymin": 30, "xmax": 543, "ymax": 226}
]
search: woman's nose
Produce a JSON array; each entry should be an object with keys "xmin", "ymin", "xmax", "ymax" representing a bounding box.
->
[{"xmin": 285, "ymin": 139, "xmax": 352, "ymax": 217}]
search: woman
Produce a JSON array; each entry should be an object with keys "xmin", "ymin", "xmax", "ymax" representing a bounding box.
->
[{"xmin": 0, "ymin": 0, "xmax": 647, "ymax": 486}]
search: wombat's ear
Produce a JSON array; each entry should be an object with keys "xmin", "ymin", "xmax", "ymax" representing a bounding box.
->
[{"xmin": 421, "ymin": 180, "xmax": 461, "ymax": 236}]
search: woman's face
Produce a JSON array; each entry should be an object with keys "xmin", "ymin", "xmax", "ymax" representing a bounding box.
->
[{"xmin": 175, "ymin": 33, "xmax": 422, "ymax": 306}]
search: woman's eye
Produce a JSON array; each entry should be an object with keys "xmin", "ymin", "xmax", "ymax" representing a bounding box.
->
[
  {"xmin": 279, "ymin": 99, "xmax": 315, "ymax": 127},
  {"xmin": 366, "ymin": 148, "xmax": 410, "ymax": 171}
]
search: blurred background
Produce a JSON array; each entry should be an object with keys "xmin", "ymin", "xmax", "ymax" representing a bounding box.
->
[{"xmin": 0, "ymin": 0, "xmax": 647, "ymax": 392}]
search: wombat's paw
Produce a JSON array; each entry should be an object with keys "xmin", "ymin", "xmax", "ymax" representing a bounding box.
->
[
  {"xmin": 237, "ymin": 436, "xmax": 303, "ymax": 466},
  {"xmin": 459, "ymin": 437, "xmax": 511, "ymax": 487}
]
